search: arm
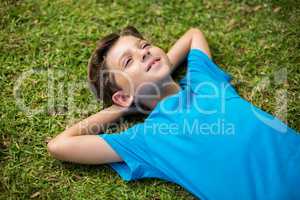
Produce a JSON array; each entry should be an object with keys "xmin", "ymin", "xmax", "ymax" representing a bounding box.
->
[
  {"xmin": 167, "ymin": 28, "xmax": 212, "ymax": 73},
  {"xmin": 47, "ymin": 105, "xmax": 131, "ymax": 164}
]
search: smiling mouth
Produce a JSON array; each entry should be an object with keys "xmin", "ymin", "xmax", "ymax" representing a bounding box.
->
[{"xmin": 146, "ymin": 58, "xmax": 160, "ymax": 72}]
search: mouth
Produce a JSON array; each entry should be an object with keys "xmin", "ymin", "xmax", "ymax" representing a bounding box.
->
[{"xmin": 146, "ymin": 57, "xmax": 161, "ymax": 72}]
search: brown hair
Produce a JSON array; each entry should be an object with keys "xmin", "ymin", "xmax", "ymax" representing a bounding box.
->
[{"xmin": 87, "ymin": 26, "xmax": 144, "ymax": 108}]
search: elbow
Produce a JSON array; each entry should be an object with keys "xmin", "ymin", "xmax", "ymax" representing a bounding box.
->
[
  {"xmin": 47, "ymin": 139, "xmax": 62, "ymax": 160},
  {"xmin": 189, "ymin": 27, "xmax": 203, "ymax": 33},
  {"xmin": 189, "ymin": 27, "xmax": 205, "ymax": 37}
]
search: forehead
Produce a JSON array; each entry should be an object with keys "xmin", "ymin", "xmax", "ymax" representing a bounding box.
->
[{"xmin": 106, "ymin": 35, "xmax": 141, "ymax": 69}]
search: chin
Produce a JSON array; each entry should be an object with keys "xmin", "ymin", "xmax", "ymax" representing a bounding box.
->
[{"xmin": 151, "ymin": 64, "xmax": 170, "ymax": 78}]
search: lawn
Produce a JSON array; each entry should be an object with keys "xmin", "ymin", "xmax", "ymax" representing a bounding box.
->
[{"xmin": 1, "ymin": 0, "xmax": 299, "ymax": 199}]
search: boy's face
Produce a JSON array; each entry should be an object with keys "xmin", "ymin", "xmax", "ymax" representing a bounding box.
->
[{"xmin": 105, "ymin": 35, "xmax": 172, "ymax": 96}]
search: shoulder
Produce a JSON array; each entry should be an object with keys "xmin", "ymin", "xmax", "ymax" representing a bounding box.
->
[{"xmin": 187, "ymin": 48, "xmax": 213, "ymax": 64}]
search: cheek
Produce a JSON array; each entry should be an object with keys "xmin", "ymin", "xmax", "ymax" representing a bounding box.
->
[
  {"xmin": 114, "ymin": 70, "xmax": 143, "ymax": 91},
  {"xmin": 127, "ymin": 63, "xmax": 145, "ymax": 79},
  {"xmin": 153, "ymin": 48, "xmax": 171, "ymax": 65},
  {"xmin": 164, "ymin": 55, "xmax": 171, "ymax": 64},
  {"xmin": 114, "ymin": 73, "xmax": 132, "ymax": 90}
]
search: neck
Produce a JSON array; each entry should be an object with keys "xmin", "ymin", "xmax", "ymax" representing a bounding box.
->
[
  {"xmin": 140, "ymin": 76, "xmax": 180, "ymax": 112},
  {"xmin": 159, "ymin": 76, "xmax": 180, "ymax": 100}
]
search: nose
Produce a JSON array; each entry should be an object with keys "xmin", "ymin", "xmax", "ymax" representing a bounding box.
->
[{"xmin": 140, "ymin": 48, "xmax": 151, "ymax": 63}]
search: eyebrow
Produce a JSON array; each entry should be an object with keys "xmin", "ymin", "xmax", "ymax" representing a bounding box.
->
[{"xmin": 118, "ymin": 38, "xmax": 142, "ymax": 68}]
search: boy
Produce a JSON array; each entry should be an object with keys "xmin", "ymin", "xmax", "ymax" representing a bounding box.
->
[{"xmin": 48, "ymin": 26, "xmax": 300, "ymax": 200}]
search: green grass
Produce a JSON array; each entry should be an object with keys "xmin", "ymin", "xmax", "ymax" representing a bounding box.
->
[{"xmin": 1, "ymin": 0, "xmax": 299, "ymax": 199}]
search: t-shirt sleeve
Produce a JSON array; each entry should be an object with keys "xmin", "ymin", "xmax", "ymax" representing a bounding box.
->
[
  {"xmin": 98, "ymin": 124, "xmax": 168, "ymax": 181},
  {"xmin": 186, "ymin": 48, "xmax": 231, "ymax": 83}
]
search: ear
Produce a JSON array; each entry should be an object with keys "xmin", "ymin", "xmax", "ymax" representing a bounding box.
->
[{"xmin": 112, "ymin": 90, "xmax": 134, "ymax": 108}]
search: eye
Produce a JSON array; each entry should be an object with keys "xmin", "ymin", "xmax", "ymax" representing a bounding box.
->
[
  {"xmin": 142, "ymin": 43, "xmax": 150, "ymax": 49},
  {"xmin": 124, "ymin": 57, "xmax": 132, "ymax": 68}
]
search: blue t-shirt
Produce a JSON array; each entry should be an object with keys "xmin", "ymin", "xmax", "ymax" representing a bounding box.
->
[{"xmin": 98, "ymin": 49, "xmax": 300, "ymax": 200}]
